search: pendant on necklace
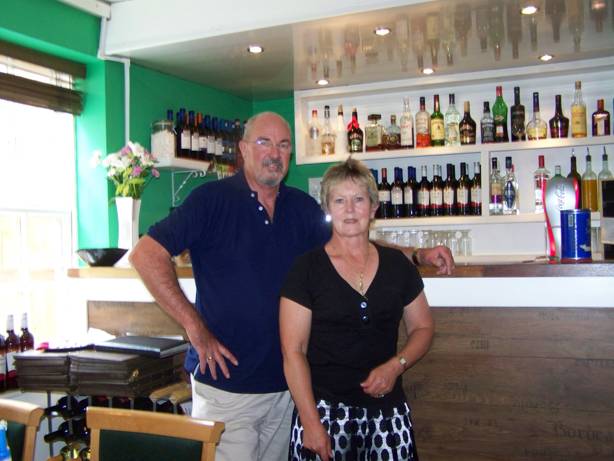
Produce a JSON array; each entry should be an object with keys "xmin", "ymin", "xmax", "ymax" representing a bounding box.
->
[{"xmin": 358, "ymin": 271, "xmax": 365, "ymax": 296}]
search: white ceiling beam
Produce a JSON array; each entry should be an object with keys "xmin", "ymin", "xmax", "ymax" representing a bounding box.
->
[{"xmin": 57, "ymin": 0, "xmax": 111, "ymax": 19}]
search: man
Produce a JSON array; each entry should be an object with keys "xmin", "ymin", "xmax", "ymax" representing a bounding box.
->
[{"xmin": 130, "ymin": 111, "xmax": 453, "ymax": 461}]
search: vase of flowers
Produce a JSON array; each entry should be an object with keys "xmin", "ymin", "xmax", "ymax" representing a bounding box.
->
[{"xmin": 92, "ymin": 142, "xmax": 159, "ymax": 259}]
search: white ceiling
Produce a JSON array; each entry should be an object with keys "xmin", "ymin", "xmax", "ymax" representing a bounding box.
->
[{"xmin": 100, "ymin": 0, "xmax": 614, "ymax": 100}]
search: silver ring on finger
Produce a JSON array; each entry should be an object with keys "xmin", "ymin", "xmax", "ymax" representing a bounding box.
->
[{"xmin": 207, "ymin": 356, "xmax": 213, "ymax": 361}]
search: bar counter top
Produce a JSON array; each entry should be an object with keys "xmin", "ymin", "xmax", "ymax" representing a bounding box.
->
[{"xmin": 68, "ymin": 259, "xmax": 614, "ymax": 279}]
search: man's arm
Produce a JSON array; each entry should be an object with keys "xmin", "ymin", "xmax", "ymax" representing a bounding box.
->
[
  {"xmin": 374, "ymin": 240, "xmax": 455, "ymax": 275},
  {"xmin": 129, "ymin": 236, "xmax": 237, "ymax": 379}
]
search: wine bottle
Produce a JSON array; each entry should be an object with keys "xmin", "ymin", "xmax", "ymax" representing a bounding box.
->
[
  {"xmin": 44, "ymin": 396, "xmax": 88, "ymax": 419},
  {"xmin": 430, "ymin": 164, "xmax": 444, "ymax": 216},
  {"xmin": 417, "ymin": 165, "xmax": 431, "ymax": 217},
  {"xmin": 442, "ymin": 164, "xmax": 457, "ymax": 216},
  {"xmin": 549, "ymin": 94, "xmax": 569, "ymax": 138},
  {"xmin": 44, "ymin": 418, "xmax": 90, "ymax": 444},
  {"xmin": 5, "ymin": 316, "xmax": 19, "ymax": 390},
  {"xmin": 510, "ymin": 86, "xmax": 526, "ymax": 142},
  {"xmin": 492, "ymin": 85, "xmax": 509, "ymax": 142},
  {"xmin": 404, "ymin": 166, "xmax": 418, "ymax": 217},
  {"xmin": 430, "ymin": 95, "xmax": 445, "ymax": 147},
  {"xmin": 391, "ymin": 167, "xmax": 405, "ymax": 218},
  {"xmin": 471, "ymin": 161, "xmax": 482, "ymax": 216},
  {"xmin": 568, "ymin": 150, "xmax": 582, "ymax": 207},
  {"xmin": 190, "ymin": 112, "xmax": 200, "ymax": 160},
  {"xmin": 457, "ymin": 162, "xmax": 471, "ymax": 216},
  {"xmin": 459, "ymin": 101, "xmax": 476, "ymax": 145},
  {"xmin": 19, "ymin": 313, "xmax": 34, "ymax": 352},
  {"xmin": 377, "ymin": 168, "xmax": 392, "ymax": 219}
]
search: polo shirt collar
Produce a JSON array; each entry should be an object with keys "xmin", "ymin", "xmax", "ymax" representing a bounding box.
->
[{"xmin": 231, "ymin": 169, "xmax": 288, "ymax": 199}]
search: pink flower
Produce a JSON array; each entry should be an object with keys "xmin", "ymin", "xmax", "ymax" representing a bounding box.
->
[
  {"xmin": 120, "ymin": 146, "xmax": 131, "ymax": 156},
  {"xmin": 152, "ymin": 168, "xmax": 160, "ymax": 178},
  {"xmin": 132, "ymin": 166, "xmax": 143, "ymax": 176}
]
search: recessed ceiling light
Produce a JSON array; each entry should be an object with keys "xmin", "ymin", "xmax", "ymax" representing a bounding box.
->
[
  {"xmin": 521, "ymin": 5, "xmax": 538, "ymax": 15},
  {"xmin": 374, "ymin": 26, "xmax": 391, "ymax": 36},
  {"xmin": 247, "ymin": 45, "xmax": 263, "ymax": 54},
  {"xmin": 539, "ymin": 53, "xmax": 554, "ymax": 61},
  {"xmin": 422, "ymin": 67, "xmax": 434, "ymax": 75},
  {"xmin": 317, "ymin": 79, "xmax": 329, "ymax": 86}
]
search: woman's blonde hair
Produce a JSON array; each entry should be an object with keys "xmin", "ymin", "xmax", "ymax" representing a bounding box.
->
[{"xmin": 320, "ymin": 157, "xmax": 378, "ymax": 214}]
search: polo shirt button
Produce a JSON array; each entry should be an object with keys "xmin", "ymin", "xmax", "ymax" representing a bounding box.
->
[
  {"xmin": 258, "ymin": 206, "xmax": 263, "ymax": 211},
  {"xmin": 264, "ymin": 220, "xmax": 270, "ymax": 225},
  {"xmin": 360, "ymin": 301, "xmax": 367, "ymax": 308},
  {"xmin": 251, "ymin": 193, "xmax": 255, "ymax": 198}
]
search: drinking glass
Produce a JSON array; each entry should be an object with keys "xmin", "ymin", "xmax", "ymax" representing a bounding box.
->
[{"xmin": 460, "ymin": 229, "xmax": 472, "ymax": 256}]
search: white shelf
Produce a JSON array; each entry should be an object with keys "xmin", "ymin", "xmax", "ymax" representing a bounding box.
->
[{"xmin": 157, "ymin": 157, "xmax": 211, "ymax": 171}]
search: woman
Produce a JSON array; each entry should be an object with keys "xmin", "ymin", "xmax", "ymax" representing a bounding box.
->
[{"xmin": 280, "ymin": 158, "xmax": 434, "ymax": 460}]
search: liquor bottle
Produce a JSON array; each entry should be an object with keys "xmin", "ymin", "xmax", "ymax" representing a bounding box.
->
[
  {"xmin": 190, "ymin": 112, "xmax": 200, "ymax": 159},
  {"xmin": 459, "ymin": 101, "xmax": 476, "ymax": 145},
  {"xmin": 442, "ymin": 164, "xmax": 457, "ymax": 215},
  {"xmin": 400, "ymin": 97, "xmax": 414, "ymax": 149},
  {"xmin": 568, "ymin": 150, "xmax": 582, "ymax": 207},
  {"xmin": 571, "ymin": 80, "xmax": 587, "ymax": 138},
  {"xmin": 598, "ymin": 147, "xmax": 613, "ymax": 212},
  {"xmin": 44, "ymin": 396, "xmax": 88, "ymax": 419},
  {"xmin": 365, "ymin": 114, "xmax": 383, "ymax": 152},
  {"xmin": 377, "ymin": 168, "xmax": 392, "ymax": 219},
  {"xmin": 510, "ymin": 86, "xmax": 526, "ymax": 141},
  {"xmin": 489, "ymin": 157, "xmax": 504, "ymax": 215},
  {"xmin": 430, "ymin": 164, "xmax": 444, "ymax": 216},
  {"xmin": 177, "ymin": 108, "xmax": 191, "ymax": 158},
  {"xmin": 417, "ymin": 165, "xmax": 431, "ymax": 217},
  {"xmin": 582, "ymin": 150, "xmax": 598, "ymax": 211},
  {"xmin": 404, "ymin": 166, "xmax": 418, "ymax": 217},
  {"xmin": 481, "ymin": 102, "xmax": 495, "ymax": 143},
  {"xmin": 533, "ymin": 155, "xmax": 551, "ymax": 213},
  {"xmin": 320, "ymin": 105, "xmax": 336, "ymax": 155},
  {"xmin": 19, "ymin": 313, "xmax": 34, "ymax": 352},
  {"xmin": 5, "ymin": 316, "xmax": 19, "ymax": 390},
  {"xmin": 526, "ymin": 92, "xmax": 548, "ymax": 140},
  {"xmin": 430, "ymin": 95, "xmax": 445, "ymax": 147},
  {"xmin": 471, "ymin": 161, "xmax": 482, "ymax": 216},
  {"xmin": 0, "ymin": 332, "xmax": 5, "ymax": 392},
  {"xmin": 347, "ymin": 107, "xmax": 364, "ymax": 153},
  {"xmin": 335, "ymin": 105, "xmax": 348, "ymax": 155},
  {"xmin": 549, "ymin": 94, "xmax": 569, "ymax": 138},
  {"xmin": 205, "ymin": 115, "xmax": 215, "ymax": 163},
  {"xmin": 198, "ymin": 114, "xmax": 208, "ymax": 162},
  {"xmin": 384, "ymin": 115, "xmax": 401, "ymax": 150},
  {"xmin": 444, "ymin": 94, "xmax": 461, "ymax": 146},
  {"xmin": 457, "ymin": 162, "xmax": 471, "ymax": 215},
  {"xmin": 492, "ymin": 86, "xmax": 509, "ymax": 142},
  {"xmin": 391, "ymin": 168, "xmax": 405, "ymax": 218},
  {"xmin": 592, "ymin": 99, "xmax": 611, "ymax": 136},
  {"xmin": 502, "ymin": 156, "xmax": 519, "ymax": 215},
  {"xmin": 307, "ymin": 109, "xmax": 321, "ymax": 156},
  {"xmin": 212, "ymin": 117, "xmax": 224, "ymax": 169},
  {"xmin": 415, "ymin": 97, "xmax": 431, "ymax": 148},
  {"xmin": 44, "ymin": 418, "xmax": 90, "ymax": 444}
]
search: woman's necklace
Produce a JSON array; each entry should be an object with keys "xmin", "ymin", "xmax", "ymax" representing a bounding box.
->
[{"xmin": 347, "ymin": 246, "xmax": 371, "ymax": 297}]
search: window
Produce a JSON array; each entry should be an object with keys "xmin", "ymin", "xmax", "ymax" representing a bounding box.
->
[{"xmin": 0, "ymin": 98, "xmax": 75, "ymax": 341}]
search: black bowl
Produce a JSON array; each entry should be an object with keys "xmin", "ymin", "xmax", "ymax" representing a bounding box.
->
[{"xmin": 77, "ymin": 248, "xmax": 128, "ymax": 267}]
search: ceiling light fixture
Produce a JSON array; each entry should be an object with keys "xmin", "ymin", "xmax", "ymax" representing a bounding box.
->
[
  {"xmin": 539, "ymin": 53, "xmax": 554, "ymax": 62},
  {"xmin": 520, "ymin": 5, "xmax": 538, "ymax": 15},
  {"xmin": 374, "ymin": 26, "xmax": 391, "ymax": 36},
  {"xmin": 247, "ymin": 45, "xmax": 263, "ymax": 54},
  {"xmin": 422, "ymin": 67, "xmax": 434, "ymax": 75},
  {"xmin": 317, "ymin": 79, "xmax": 329, "ymax": 86}
]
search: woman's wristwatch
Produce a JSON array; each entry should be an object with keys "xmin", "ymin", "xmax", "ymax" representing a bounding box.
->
[{"xmin": 397, "ymin": 355, "xmax": 408, "ymax": 371}]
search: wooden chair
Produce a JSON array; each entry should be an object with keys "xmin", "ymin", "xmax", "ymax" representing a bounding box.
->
[
  {"xmin": 0, "ymin": 398, "xmax": 44, "ymax": 461},
  {"xmin": 86, "ymin": 407, "xmax": 224, "ymax": 461}
]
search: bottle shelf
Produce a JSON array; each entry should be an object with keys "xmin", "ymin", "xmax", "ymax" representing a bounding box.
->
[
  {"xmin": 297, "ymin": 135, "xmax": 614, "ymax": 165},
  {"xmin": 156, "ymin": 157, "xmax": 211, "ymax": 172}
]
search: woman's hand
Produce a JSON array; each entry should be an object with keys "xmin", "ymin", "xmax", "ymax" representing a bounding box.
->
[
  {"xmin": 360, "ymin": 358, "xmax": 402, "ymax": 398},
  {"xmin": 302, "ymin": 421, "xmax": 332, "ymax": 461}
]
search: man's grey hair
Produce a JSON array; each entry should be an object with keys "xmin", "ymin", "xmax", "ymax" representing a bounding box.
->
[{"xmin": 242, "ymin": 112, "xmax": 292, "ymax": 141}]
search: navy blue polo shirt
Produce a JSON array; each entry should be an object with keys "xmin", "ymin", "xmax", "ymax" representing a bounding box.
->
[{"xmin": 148, "ymin": 171, "xmax": 331, "ymax": 393}]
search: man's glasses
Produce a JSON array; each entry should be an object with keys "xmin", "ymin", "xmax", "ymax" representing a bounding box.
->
[
  {"xmin": 359, "ymin": 300, "xmax": 370, "ymax": 325},
  {"xmin": 248, "ymin": 137, "xmax": 292, "ymax": 154}
]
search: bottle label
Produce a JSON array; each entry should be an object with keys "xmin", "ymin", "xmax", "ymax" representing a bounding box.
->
[
  {"xmin": 199, "ymin": 135, "xmax": 208, "ymax": 152},
  {"xmin": 418, "ymin": 190, "xmax": 430, "ymax": 206},
  {"xmin": 415, "ymin": 114, "xmax": 430, "ymax": 135},
  {"xmin": 378, "ymin": 190, "xmax": 391, "ymax": 202},
  {"xmin": 446, "ymin": 124, "xmax": 460, "ymax": 144},
  {"xmin": 594, "ymin": 115, "xmax": 607, "ymax": 136},
  {"xmin": 503, "ymin": 181, "xmax": 516, "ymax": 208},
  {"xmin": 571, "ymin": 106, "xmax": 587, "ymax": 135},
  {"xmin": 191, "ymin": 133, "xmax": 200, "ymax": 151},
  {"xmin": 215, "ymin": 139, "xmax": 224, "ymax": 157},
  {"xmin": 391, "ymin": 189, "xmax": 403, "ymax": 205},
  {"xmin": 6, "ymin": 351, "xmax": 17, "ymax": 373},
  {"xmin": 181, "ymin": 132, "xmax": 191, "ymax": 149},
  {"xmin": 471, "ymin": 186, "xmax": 481, "ymax": 203},
  {"xmin": 400, "ymin": 119, "xmax": 414, "ymax": 147},
  {"xmin": 365, "ymin": 126, "xmax": 381, "ymax": 148},
  {"xmin": 443, "ymin": 187, "xmax": 455, "ymax": 205},
  {"xmin": 482, "ymin": 124, "xmax": 495, "ymax": 142},
  {"xmin": 403, "ymin": 186, "xmax": 414, "ymax": 205},
  {"xmin": 460, "ymin": 126, "xmax": 476, "ymax": 144},
  {"xmin": 348, "ymin": 134, "xmax": 363, "ymax": 153},
  {"xmin": 431, "ymin": 119, "xmax": 445, "ymax": 140},
  {"xmin": 458, "ymin": 187, "xmax": 469, "ymax": 204},
  {"xmin": 207, "ymin": 136, "xmax": 216, "ymax": 154},
  {"xmin": 430, "ymin": 189, "xmax": 443, "ymax": 205}
]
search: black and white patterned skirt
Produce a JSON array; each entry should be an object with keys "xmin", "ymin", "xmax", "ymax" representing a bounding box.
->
[{"xmin": 289, "ymin": 399, "xmax": 418, "ymax": 461}]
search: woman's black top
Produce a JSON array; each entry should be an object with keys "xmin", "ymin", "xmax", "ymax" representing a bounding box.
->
[{"xmin": 280, "ymin": 243, "xmax": 424, "ymax": 413}]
